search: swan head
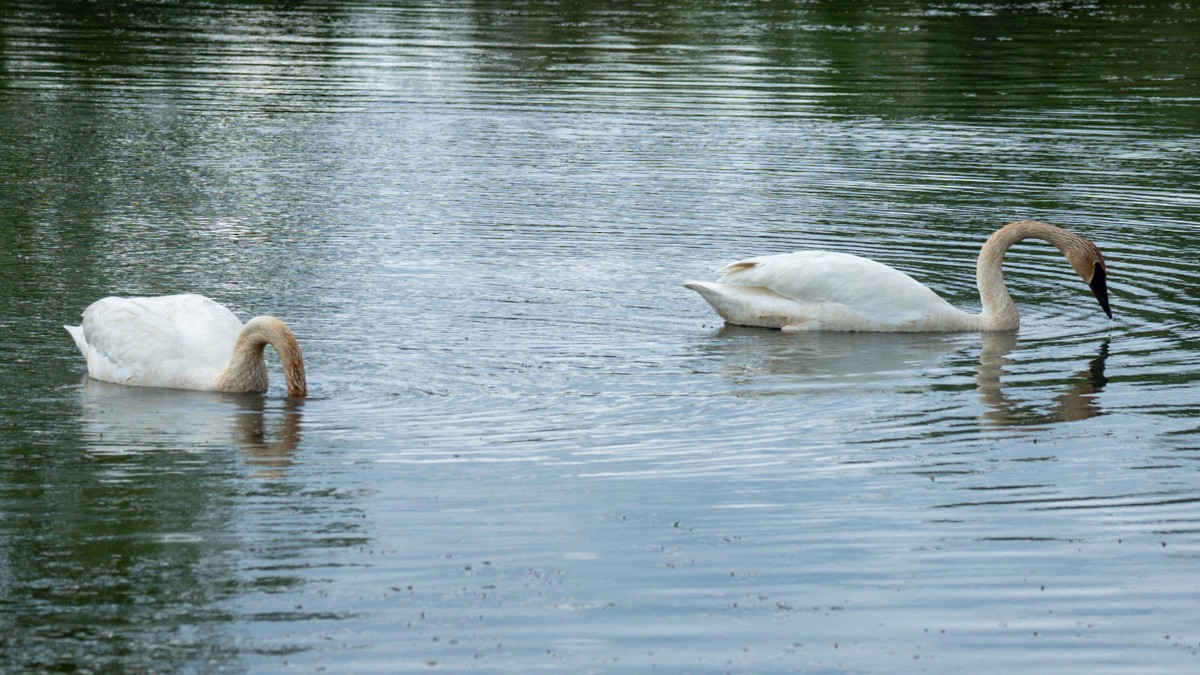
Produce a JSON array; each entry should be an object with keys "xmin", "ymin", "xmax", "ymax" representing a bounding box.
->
[{"xmin": 1066, "ymin": 240, "xmax": 1112, "ymax": 319}]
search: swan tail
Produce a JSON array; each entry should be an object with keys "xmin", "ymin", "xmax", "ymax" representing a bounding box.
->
[
  {"xmin": 684, "ymin": 280, "xmax": 801, "ymax": 329},
  {"xmin": 64, "ymin": 324, "xmax": 87, "ymax": 355}
]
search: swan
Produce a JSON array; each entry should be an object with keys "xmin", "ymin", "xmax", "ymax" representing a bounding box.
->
[
  {"xmin": 65, "ymin": 294, "xmax": 307, "ymax": 396},
  {"xmin": 684, "ymin": 220, "xmax": 1111, "ymax": 332}
]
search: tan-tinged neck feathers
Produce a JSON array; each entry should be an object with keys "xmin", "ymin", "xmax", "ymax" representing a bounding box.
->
[
  {"xmin": 216, "ymin": 316, "xmax": 307, "ymax": 397},
  {"xmin": 976, "ymin": 220, "xmax": 1111, "ymax": 330}
]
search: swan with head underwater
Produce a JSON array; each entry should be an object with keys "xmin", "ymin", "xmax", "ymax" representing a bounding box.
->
[
  {"xmin": 66, "ymin": 294, "xmax": 307, "ymax": 396},
  {"xmin": 684, "ymin": 220, "xmax": 1112, "ymax": 332}
]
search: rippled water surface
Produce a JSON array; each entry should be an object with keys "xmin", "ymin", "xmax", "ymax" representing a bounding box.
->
[{"xmin": 3, "ymin": 1, "xmax": 1200, "ymax": 671}]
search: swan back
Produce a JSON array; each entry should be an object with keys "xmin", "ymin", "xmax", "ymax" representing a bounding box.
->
[
  {"xmin": 68, "ymin": 294, "xmax": 242, "ymax": 389},
  {"xmin": 707, "ymin": 251, "xmax": 977, "ymax": 331}
]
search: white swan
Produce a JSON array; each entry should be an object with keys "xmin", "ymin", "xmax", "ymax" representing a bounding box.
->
[
  {"xmin": 65, "ymin": 294, "xmax": 307, "ymax": 396},
  {"xmin": 684, "ymin": 220, "xmax": 1111, "ymax": 332}
]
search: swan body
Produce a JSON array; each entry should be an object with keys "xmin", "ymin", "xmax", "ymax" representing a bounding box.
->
[
  {"xmin": 684, "ymin": 220, "xmax": 1111, "ymax": 332},
  {"xmin": 66, "ymin": 294, "xmax": 307, "ymax": 396}
]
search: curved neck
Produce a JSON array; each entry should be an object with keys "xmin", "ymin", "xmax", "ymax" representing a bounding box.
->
[
  {"xmin": 976, "ymin": 220, "xmax": 1081, "ymax": 331},
  {"xmin": 218, "ymin": 316, "xmax": 307, "ymax": 397}
]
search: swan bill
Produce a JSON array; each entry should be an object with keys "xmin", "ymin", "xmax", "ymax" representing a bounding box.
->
[{"xmin": 1089, "ymin": 262, "xmax": 1112, "ymax": 319}]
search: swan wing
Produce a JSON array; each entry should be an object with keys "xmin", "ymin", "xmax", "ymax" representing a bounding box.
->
[
  {"xmin": 709, "ymin": 251, "xmax": 970, "ymax": 330},
  {"xmin": 124, "ymin": 294, "xmax": 244, "ymax": 364},
  {"xmin": 73, "ymin": 295, "xmax": 242, "ymax": 388},
  {"xmin": 684, "ymin": 281, "xmax": 813, "ymax": 329},
  {"xmin": 76, "ymin": 297, "xmax": 186, "ymax": 383}
]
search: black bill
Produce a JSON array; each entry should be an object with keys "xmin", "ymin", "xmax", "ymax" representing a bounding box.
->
[{"xmin": 1089, "ymin": 262, "xmax": 1112, "ymax": 319}]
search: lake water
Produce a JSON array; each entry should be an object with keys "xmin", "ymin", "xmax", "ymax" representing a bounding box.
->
[{"xmin": 2, "ymin": 1, "xmax": 1199, "ymax": 671}]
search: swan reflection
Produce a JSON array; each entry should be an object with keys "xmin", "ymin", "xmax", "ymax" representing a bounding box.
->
[
  {"xmin": 699, "ymin": 326, "xmax": 1110, "ymax": 424},
  {"xmin": 77, "ymin": 378, "xmax": 302, "ymax": 475},
  {"xmin": 699, "ymin": 325, "xmax": 968, "ymax": 391},
  {"xmin": 976, "ymin": 333, "xmax": 1109, "ymax": 425}
]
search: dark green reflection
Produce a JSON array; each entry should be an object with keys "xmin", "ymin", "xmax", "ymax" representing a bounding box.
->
[
  {"xmin": 0, "ymin": 386, "xmax": 243, "ymax": 671},
  {"xmin": 0, "ymin": 382, "xmax": 317, "ymax": 671}
]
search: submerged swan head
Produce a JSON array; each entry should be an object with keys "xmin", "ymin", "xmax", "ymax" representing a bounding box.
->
[
  {"xmin": 218, "ymin": 316, "xmax": 308, "ymax": 397},
  {"xmin": 66, "ymin": 294, "xmax": 309, "ymax": 397}
]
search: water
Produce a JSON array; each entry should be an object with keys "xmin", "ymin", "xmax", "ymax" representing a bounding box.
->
[{"xmin": 2, "ymin": 1, "xmax": 1199, "ymax": 671}]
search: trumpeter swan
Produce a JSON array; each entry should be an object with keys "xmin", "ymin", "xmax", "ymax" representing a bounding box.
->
[
  {"xmin": 65, "ymin": 294, "xmax": 307, "ymax": 396},
  {"xmin": 684, "ymin": 220, "xmax": 1111, "ymax": 332}
]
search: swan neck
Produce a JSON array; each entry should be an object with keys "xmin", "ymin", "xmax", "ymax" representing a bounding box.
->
[
  {"xmin": 976, "ymin": 220, "xmax": 1074, "ymax": 330},
  {"xmin": 977, "ymin": 231, "xmax": 1018, "ymax": 330},
  {"xmin": 219, "ymin": 317, "xmax": 307, "ymax": 397}
]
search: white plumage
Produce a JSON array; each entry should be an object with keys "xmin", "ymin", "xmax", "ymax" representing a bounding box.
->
[
  {"xmin": 66, "ymin": 294, "xmax": 307, "ymax": 396},
  {"xmin": 687, "ymin": 251, "xmax": 969, "ymax": 331}
]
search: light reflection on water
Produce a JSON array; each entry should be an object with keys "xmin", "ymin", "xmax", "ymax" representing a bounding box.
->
[
  {"xmin": 2, "ymin": 0, "xmax": 1200, "ymax": 672},
  {"xmin": 77, "ymin": 380, "xmax": 303, "ymax": 475}
]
